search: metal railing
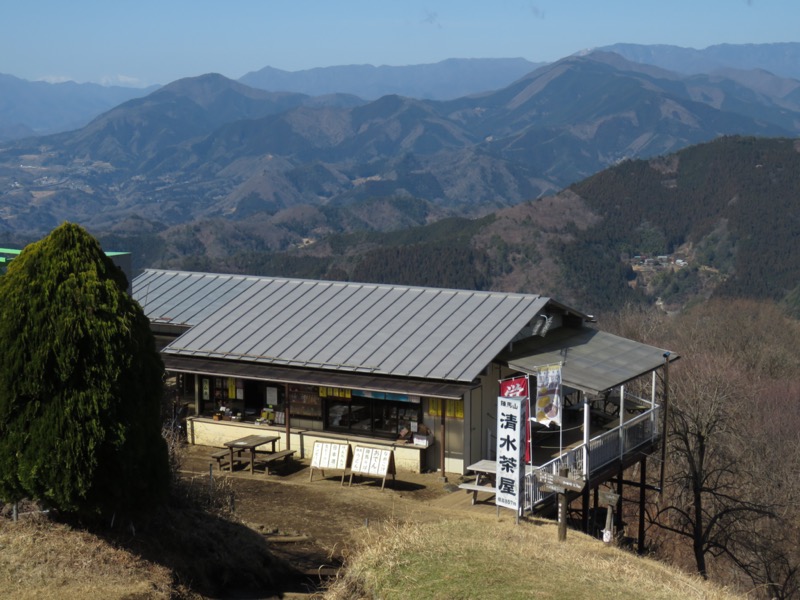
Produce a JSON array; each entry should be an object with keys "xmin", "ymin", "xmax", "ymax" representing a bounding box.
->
[{"xmin": 523, "ymin": 404, "xmax": 660, "ymax": 512}]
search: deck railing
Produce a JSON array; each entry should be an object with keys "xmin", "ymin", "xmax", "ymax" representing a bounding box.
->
[{"xmin": 523, "ymin": 404, "xmax": 660, "ymax": 512}]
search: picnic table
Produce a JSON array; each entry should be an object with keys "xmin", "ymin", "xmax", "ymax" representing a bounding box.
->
[
  {"xmin": 459, "ymin": 460, "xmax": 535, "ymax": 505},
  {"xmin": 458, "ymin": 460, "xmax": 499, "ymax": 504},
  {"xmin": 223, "ymin": 434, "xmax": 280, "ymax": 474}
]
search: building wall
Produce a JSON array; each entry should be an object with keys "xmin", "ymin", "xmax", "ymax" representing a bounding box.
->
[{"xmin": 188, "ymin": 417, "xmax": 429, "ymax": 472}]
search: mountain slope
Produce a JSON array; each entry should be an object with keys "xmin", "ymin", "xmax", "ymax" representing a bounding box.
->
[
  {"xmin": 600, "ymin": 42, "xmax": 800, "ymax": 80},
  {"xmin": 192, "ymin": 137, "xmax": 800, "ymax": 317},
  {"xmin": 0, "ymin": 73, "xmax": 156, "ymax": 141},
  {"xmin": 1, "ymin": 55, "xmax": 799, "ymax": 238}
]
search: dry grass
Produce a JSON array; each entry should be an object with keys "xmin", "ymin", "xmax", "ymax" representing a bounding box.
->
[
  {"xmin": 324, "ymin": 518, "xmax": 743, "ymax": 600},
  {"xmin": 0, "ymin": 514, "xmax": 173, "ymax": 599},
  {"xmin": 0, "ymin": 469, "xmax": 298, "ymax": 599}
]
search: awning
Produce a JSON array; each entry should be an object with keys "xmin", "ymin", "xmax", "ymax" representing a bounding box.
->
[
  {"xmin": 163, "ymin": 355, "xmax": 472, "ymax": 400},
  {"xmin": 499, "ymin": 327, "xmax": 678, "ymax": 395}
]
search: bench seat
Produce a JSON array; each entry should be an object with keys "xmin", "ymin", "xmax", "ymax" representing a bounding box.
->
[
  {"xmin": 211, "ymin": 448, "xmax": 247, "ymax": 471},
  {"xmin": 458, "ymin": 482, "xmax": 497, "ymax": 505},
  {"xmin": 256, "ymin": 449, "xmax": 296, "ymax": 475}
]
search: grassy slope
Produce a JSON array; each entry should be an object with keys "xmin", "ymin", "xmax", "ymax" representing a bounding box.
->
[
  {"xmin": 1, "ymin": 508, "xmax": 743, "ymax": 599},
  {"xmin": 324, "ymin": 519, "xmax": 742, "ymax": 600},
  {"xmin": 0, "ymin": 516, "xmax": 173, "ymax": 600}
]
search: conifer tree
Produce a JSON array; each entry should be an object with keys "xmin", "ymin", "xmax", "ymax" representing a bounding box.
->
[{"xmin": 0, "ymin": 223, "xmax": 169, "ymax": 517}]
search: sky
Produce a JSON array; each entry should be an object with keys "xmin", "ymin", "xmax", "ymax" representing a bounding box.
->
[{"xmin": 3, "ymin": 0, "xmax": 798, "ymax": 87}]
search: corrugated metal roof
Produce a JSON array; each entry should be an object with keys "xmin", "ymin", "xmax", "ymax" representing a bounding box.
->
[
  {"xmin": 500, "ymin": 327, "xmax": 678, "ymax": 395},
  {"xmin": 133, "ymin": 269, "xmax": 551, "ymax": 383}
]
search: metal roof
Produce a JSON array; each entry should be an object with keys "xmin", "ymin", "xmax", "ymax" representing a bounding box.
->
[
  {"xmin": 133, "ymin": 269, "xmax": 552, "ymax": 383},
  {"xmin": 500, "ymin": 327, "xmax": 678, "ymax": 395}
]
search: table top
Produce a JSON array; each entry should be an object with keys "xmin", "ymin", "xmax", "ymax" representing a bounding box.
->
[
  {"xmin": 468, "ymin": 459, "xmax": 535, "ymax": 475},
  {"xmin": 467, "ymin": 459, "xmax": 498, "ymax": 474},
  {"xmin": 224, "ymin": 434, "xmax": 280, "ymax": 449}
]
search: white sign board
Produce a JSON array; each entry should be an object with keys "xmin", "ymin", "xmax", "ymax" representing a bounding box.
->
[
  {"xmin": 349, "ymin": 446, "xmax": 396, "ymax": 490},
  {"xmin": 311, "ymin": 441, "xmax": 350, "ymax": 470},
  {"xmin": 496, "ymin": 396, "xmax": 526, "ymax": 512},
  {"xmin": 309, "ymin": 441, "xmax": 352, "ymax": 484}
]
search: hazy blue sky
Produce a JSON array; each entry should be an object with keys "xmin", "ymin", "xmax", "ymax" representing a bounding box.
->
[{"xmin": 3, "ymin": 0, "xmax": 797, "ymax": 87}]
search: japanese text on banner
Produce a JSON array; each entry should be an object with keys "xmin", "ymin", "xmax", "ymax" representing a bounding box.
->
[{"xmin": 496, "ymin": 396, "xmax": 525, "ymax": 512}]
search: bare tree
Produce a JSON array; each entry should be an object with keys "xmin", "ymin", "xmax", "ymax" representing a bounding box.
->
[{"xmin": 608, "ymin": 299, "xmax": 800, "ymax": 597}]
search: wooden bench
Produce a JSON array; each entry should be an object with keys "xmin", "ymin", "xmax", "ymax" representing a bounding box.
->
[
  {"xmin": 458, "ymin": 482, "xmax": 498, "ymax": 505},
  {"xmin": 211, "ymin": 449, "xmax": 247, "ymax": 472},
  {"xmin": 256, "ymin": 449, "xmax": 296, "ymax": 475}
]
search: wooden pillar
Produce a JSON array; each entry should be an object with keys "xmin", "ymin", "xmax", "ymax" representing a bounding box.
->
[
  {"xmin": 615, "ymin": 464, "xmax": 624, "ymax": 530},
  {"xmin": 194, "ymin": 374, "xmax": 200, "ymax": 416},
  {"xmin": 439, "ymin": 406, "xmax": 447, "ymax": 482},
  {"xmin": 638, "ymin": 456, "xmax": 647, "ymax": 555},
  {"xmin": 284, "ymin": 383, "xmax": 291, "ymax": 451},
  {"xmin": 581, "ymin": 485, "xmax": 590, "ymax": 533}
]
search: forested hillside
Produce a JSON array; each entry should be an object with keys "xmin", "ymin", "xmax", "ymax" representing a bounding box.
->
[{"xmin": 136, "ymin": 136, "xmax": 799, "ymax": 317}]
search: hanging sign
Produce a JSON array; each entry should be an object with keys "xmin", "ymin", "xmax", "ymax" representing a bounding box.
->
[
  {"xmin": 500, "ymin": 374, "xmax": 532, "ymax": 464},
  {"xmin": 500, "ymin": 375, "xmax": 529, "ymax": 398},
  {"xmin": 535, "ymin": 364, "xmax": 562, "ymax": 427},
  {"xmin": 496, "ymin": 396, "xmax": 526, "ymax": 513}
]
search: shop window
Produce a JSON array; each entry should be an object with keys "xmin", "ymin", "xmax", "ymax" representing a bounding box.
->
[
  {"xmin": 288, "ymin": 384, "xmax": 322, "ymax": 419},
  {"xmin": 326, "ymin": 396, "xmax": 421, "ymax": 439},
  {"xmin": 427, "ymin": 398, "xmax": 464, "ymax": 418}
]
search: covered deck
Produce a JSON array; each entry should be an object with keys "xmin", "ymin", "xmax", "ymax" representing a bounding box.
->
[{"xmin": 489, "ymin": 326, "xmax": 677, "ymax": 548}]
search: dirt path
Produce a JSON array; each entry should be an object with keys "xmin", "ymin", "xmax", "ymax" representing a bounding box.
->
[{"xmin": 179, "ymin": 444, "xmax": 492, "ymax": 575}]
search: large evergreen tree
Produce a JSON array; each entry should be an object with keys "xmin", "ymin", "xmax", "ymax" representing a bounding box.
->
[{"xmin": 0, "ymin": 223, "xmax": 169, "ymax": 517}]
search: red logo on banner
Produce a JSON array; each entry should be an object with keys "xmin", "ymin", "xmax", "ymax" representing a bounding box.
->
[{"xmin": 500, "ymin": 375, "xmax": 529, "ymax": 398}]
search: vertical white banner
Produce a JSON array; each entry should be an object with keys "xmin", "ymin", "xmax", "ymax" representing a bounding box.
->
[
  {"xmin": 535, "ymin": 365, "xmax": 562, "ymax": 427},
  {"xmin": 496, "ymin": 396, "xmax": 525, "ymax": 512}
]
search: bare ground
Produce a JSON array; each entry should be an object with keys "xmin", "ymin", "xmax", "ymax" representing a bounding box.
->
[{"xmin": 178, "ymin": 443, "xmax": 493, "ymax": 584}]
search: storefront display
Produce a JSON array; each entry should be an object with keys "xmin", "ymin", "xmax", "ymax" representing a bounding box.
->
[{"xmin": 288, "ymin": 384, "xmax": 322, "ymax": 419}]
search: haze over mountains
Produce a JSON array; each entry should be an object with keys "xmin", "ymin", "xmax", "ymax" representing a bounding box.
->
[
  {"xmin": 4, "ymin": 43, "xmax": 800, "ymax": 142},
  {"xmin": 0, "ymin": 43, "xmax": 798, "ymax": 314},
  {"xmin": 2, "ymin": 48, "xmax": 800, "ymax": 234}
]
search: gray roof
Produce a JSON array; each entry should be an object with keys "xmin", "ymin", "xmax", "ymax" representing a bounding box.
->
[
  {"xmin": 133, "ymin": 269, "xmax": 552, "ymax": 383},
  {"xmin": 500, "ymin": 327, "xmax": 678, "ymax": 395}
]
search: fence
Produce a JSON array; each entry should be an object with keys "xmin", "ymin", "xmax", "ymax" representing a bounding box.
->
[{"xmin": 523, "ymin": 404, "xmax": 660, "ymax": 512}]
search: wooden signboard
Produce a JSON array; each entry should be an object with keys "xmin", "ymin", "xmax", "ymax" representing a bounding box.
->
[
  {"xmin": 309, "ymin": 441, "xmax": 352, "ymax": 485},
  {"xmin": 348, "ymin": 446, "xmax": 396, "ymax": 490},
  {"xmin": 535, "ymin": 470, "xmax": 585, "ymax": 492},
  {"xmin": 598, "ymin": 490, "xmax": 620, "ymax": 506}
]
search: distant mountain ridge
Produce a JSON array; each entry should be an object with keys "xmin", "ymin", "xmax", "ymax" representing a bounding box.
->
[
  {"xmin": 4, "ymin": 43, "xmax": 800, "ymax": 142},
  {"xmin": 599, "ymin": 42, "xmax": 800, "ymax": 80},
  {"xmin": 0, "ymin": 73, "xmax": 157, "ymax": 141},
  {"xmin": 239, "ymin": 58, "xmax": 543, "ymax": 100},
  {"xmin": 1, "ymin": 52, "xmax": 799, "ymax": 239}
]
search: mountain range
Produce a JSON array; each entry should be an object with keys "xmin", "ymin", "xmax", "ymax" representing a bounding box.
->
[
  {"xmin": 4, "ymin": 43, "xmax": 800, "ymax": 142},
  {"xmin": 2, "ymin": 50, "xmax": 799, "ymax": 241},
  {"xmin": 0, "ymin": 44, "xmax": 799, "ymax": 316}
]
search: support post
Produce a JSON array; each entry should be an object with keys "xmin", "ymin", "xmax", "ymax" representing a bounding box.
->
[
  {"xmin": 439, "ymin": 405, "xmax": 447, "ymax": 482},
  {"xmin": 581, "ymin": 484, "xmax": 590, "ymax": 533},
  {"xmin": 284, "ymin": 383, "xmax": 291, "ymax": 451},
  {"xmin": 558, "ymin": 467, "xmax": 569, "ymax": 541},
  {"xmin": 659, "ymin": 352, "xmax": 671, "ymax": 495},
  {"xmin": 616, "ymin": 464, "xmax": 624, "ymax": 531},
  {"xmin": 638, "ymin": 456, "xmax": 647, "ymax": 555}
]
